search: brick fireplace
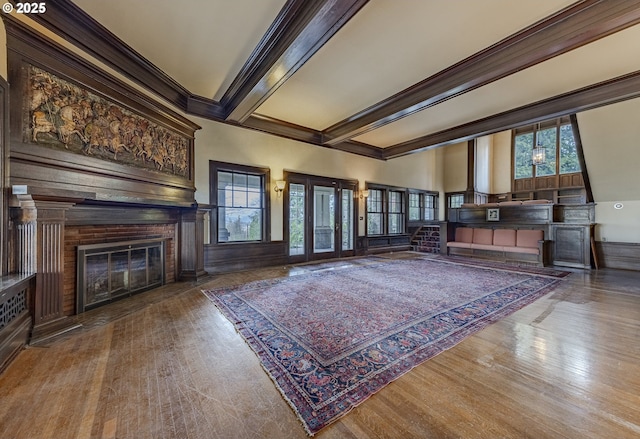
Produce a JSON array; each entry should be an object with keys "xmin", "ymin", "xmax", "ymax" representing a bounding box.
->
[{"xmin": 65, "ymin": 223, "xmax": 176, "ymax": 315}]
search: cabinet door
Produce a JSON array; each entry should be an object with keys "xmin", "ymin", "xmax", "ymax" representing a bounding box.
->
[{"xmin": 552, "ymin": 225, "xmax": 590, "ymax": 268}]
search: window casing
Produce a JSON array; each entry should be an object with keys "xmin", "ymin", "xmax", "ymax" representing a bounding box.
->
[
  {"xmin": 210, "ymin": 161, "xmax": 270, "ymax": 243},
  {"xmin": 366, "ymin": 185, "xmax": 412, "ymax": 236}
]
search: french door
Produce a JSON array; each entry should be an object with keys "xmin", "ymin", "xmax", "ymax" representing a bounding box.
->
[{"xmin": 286, "ymin": 173, "xmax": 357, "ymax": 262}]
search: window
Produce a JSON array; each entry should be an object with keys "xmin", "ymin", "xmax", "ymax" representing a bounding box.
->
[
  {"xmin": 366, "ymin": 185, "xmax": 410, "ymax": 236},
  {"xmin": 514, "ymin": 117, "xmax": 580, "ymax": 179},
  {"xmin": 388, "ymin": 191, "xmax": 405, "ymax": 234},
  {"xmin": 409, "ymin": 191, "xmax": 439, "ymax": 222},
  {"xmin": 367, "ymin": 189, "xmax": 384, "ymax": 235},
  {"xmin": 559, "ymin": 124, "xmax": 580, "ymax": 174},
  {"xmin": 210, "ymin": 161, "xmax": 269, "ymax": 243},
  {"xmin": 448, "ymin": 193, "xmax": 464, "ymax": 209}
]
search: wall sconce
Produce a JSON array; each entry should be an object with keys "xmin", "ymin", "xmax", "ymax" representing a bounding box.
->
[
  {"xmin": 274, "ymin": 180, "xmax": 286, "ymax": 197},
  {"xmin": 359, "ymin": 189, "xmax": 369, "ymax": 199}
]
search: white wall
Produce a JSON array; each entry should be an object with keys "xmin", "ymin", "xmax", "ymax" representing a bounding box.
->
[
  {"xmin": 442, "ymin": 142, "xmax": 467, "ymax": 193},
  {"xmin": 578, "ymin": 98, "xmax": 640, "ymax": 243},
  {"xmin": 491, "ymin": 130, "xmax": 512, "ymax": 194},
  {"xmin": 192, "ymin": 117, "xmax": 441, "ymax": 239}
]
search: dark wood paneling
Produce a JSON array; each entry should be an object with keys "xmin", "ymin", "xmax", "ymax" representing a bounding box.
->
[
  {"xmin": 596, "ymin": 241, "xmax": 640, "ymax": 271},
  {"xmin": 0, "ymin": 274, "xmax": 35, "ymax": 374},
  {"xmin": 66, "ymin": 205, "xmax": 180, "ymax": 226},
  {"xmin": 454, "ymin": 204, "xmax": 553, "ymax": 224},
  {"xmin": 323, "ymin": 0, "xmax": 640, "ymax": 145},
  {"xmin": 551, "ymin": 224, "xmax": 591, "ymax": 269},
  {"xmin": 0, "ymin": 76, "xmax": 8, "ymax": 276},
  {"xmin": 570, "ymin": 114, "xmax": 594, "ymax": 203},
  {"xmin": 553, "ymin": 204, "xmax": 595, "ymax": 223},
  {"xmin": 204, "ymin": 241, "xmax": 287, "ymax": 274},
  {"xmin": 4, "ymin": 16, "xmax": 199, "ymax": 207}
]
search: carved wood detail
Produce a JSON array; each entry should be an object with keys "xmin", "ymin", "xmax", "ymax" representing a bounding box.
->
[{"xmin": 4, "ymin": 16, "xmax": 200, "ymax": 206}]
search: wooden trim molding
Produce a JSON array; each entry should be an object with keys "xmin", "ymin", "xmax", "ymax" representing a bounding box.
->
[
  {"xmin": 570, "ymin": 114, "xmax": 594, "ymax": 203},
  {"xmin": 222, "ymin": 0, "xmax": 369, "ymax": 123},
  {"xmin": 0, "ymin": 75, "xmax": 8, "ymax": 276},
  {"xmin": 321, "ymin": 0, "xmax": 640, "ymax": 146},
  {"xmin": 383, "ymin": 69, "xmax": 640, "ymax": 159}
]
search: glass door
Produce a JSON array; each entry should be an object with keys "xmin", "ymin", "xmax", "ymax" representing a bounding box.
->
[
  {"xmin": 286, "ymin": 173, "xmax": 357, "ymax": 262},
  {"xmin": 312, "ymin": 185, "xmax": 337, "ymax": 257}
]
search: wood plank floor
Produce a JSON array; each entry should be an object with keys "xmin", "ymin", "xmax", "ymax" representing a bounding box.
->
[{"xmin": 1, "ymin": 252, "xmax": 639, "ymax": 439}]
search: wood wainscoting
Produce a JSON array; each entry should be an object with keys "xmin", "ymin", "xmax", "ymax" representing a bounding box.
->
[
  {"xmin": 204, "ymin": 241, "xmax": 287, "ymax": 274},
  {"xmin": 595, "ymin": 241, "xmax": 640, "ymax": 271}
]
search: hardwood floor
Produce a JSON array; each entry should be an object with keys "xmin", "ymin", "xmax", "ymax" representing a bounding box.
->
[{"xmin": 1, "ymin": 252, "xmax": 639, "ymax": 439}]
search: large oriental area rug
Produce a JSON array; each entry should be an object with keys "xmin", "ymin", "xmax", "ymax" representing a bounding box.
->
[{"xmin": 203, "ymin": 257, "xmax": 566, "ymax": 435}]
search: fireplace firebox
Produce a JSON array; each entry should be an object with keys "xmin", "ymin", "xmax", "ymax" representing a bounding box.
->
[{"xmin": 76, "ymin": 239, "xmax": 166, "ymax": 313}]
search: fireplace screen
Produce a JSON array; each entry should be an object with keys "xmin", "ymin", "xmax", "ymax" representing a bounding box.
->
[{"xmin": 77, "ymin": 239, "xmax": 165, "ymax": 313}]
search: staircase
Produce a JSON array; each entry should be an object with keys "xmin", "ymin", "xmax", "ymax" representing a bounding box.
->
[{"xmin": 411, "ymin": 225, "xmax": 441, "ymax": 254}]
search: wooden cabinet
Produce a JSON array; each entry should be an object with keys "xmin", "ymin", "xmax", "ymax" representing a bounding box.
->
[{"xmin": 550, "ymin": 224, "xmax": 592, "ymax": 269}]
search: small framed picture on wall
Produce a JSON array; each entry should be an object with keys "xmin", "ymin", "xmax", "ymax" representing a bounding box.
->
[{"xmin": 487, "ymin": 208, "xmax": 500, "ymax": 221}]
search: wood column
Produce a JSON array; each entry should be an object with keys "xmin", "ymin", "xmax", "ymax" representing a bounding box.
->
[
  {"xmin": 12, "ymin": 196, "xmax": 79, "ymax": 342},
  {"xmin": 178, "ymin": 207, "xmax": 206, "ymax": 280}
]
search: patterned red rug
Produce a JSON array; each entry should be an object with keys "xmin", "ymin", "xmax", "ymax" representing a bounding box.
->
[{"xmin": 202, "ymin": 258, "xmax": 566, "ymax": 435}]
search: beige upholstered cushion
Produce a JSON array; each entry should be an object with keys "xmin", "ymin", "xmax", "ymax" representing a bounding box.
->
[
  {"xmin": 447, "ymin": 242, "xmax": 472, "ymax": 249},
  {"xmin": 516, "ymin": 229, "xmax": 544, "ymax": 248},
  {"xmin": 498, "ymin": 201, "xmax": 523, "ymax": 206},
  {"xmin": 455, "ymin": 227, "xmax": 474, "ymax": 243},
  {"xmin": 493, "ymin": 229, "xmax": 517, "ymax": 247},
  {"xmin": 472, "ymin": 228, "xmax": 493, "ymax": 245},
  {"xmin": 522, "ymin": 199, "xmax": 552, "ymax": 204}
]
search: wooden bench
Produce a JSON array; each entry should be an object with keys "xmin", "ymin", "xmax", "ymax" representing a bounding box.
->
[{"xmin": 446, "ymin": 227, "xmax": 548, "ymax": 266}]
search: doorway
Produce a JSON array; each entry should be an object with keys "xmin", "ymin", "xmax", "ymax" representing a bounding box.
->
[{"xmin": 285, "ymin": 173, "xmax": 357, "ymax": 263}]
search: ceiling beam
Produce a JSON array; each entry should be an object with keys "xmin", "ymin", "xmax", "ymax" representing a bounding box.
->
[
  {"xmin": 322, "ymin": 0, "xmax": 640, "ymax": 146},
  {"xmin": 242, "ymin": 114, "xmax": 385, "ymax": 160},
  {"xmin": 382, "ymin": 70, "xmax": 640, "ymax": 159},
  {"xmin": 222, "ymin": 0, "xmax": 368, "ymax": 123}
]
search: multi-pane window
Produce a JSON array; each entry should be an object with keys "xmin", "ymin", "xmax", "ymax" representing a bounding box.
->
[
  {"xmin": 424, "ymin": 194, "xmax": 436, "ymax": 220},
  {"xmin": 514, "ymin": 118, "xmax": 580, "ymax": 179},
  {"xmin": 211, "ymin": 161, "xmax": 268, "ymax": 243},
  {"xmin": 409, "ymin": 193, "xmax": 421, "ymax": 221},
  {"xmin": 559, "ymin": 124, "xmax": 580, "ymax": 174},
  {"xmin": 367, "ymin": 189, "xmax": 384, "ymax": 235},
  {"xmin": 448, "ymin": 193, "xmax": 464, "ymax": 209},
  {"xmin": 388, "ymin": 191, "xmax": 405, "ymax": 234},
  {"xmin": 409, "ymin": 192, "xmax": 438, "ymax": 221}
]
